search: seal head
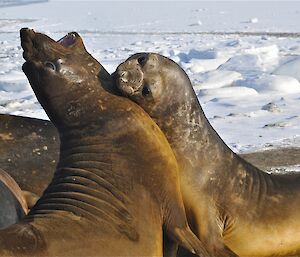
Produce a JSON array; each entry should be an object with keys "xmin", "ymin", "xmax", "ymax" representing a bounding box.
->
[
  {"xmin": 113, "ymin": 53, "xmax": 194, "ymax": 120},
  {"xmin": 21, "ymin": 28, "xmax": 111, "ymax": 132}
]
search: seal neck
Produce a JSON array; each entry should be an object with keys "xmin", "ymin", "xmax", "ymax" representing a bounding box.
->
[
  {"xmin": 28, "ymin": 136, "xmax": 138, "ymax": 241},
  {"xmin": 158, "ymin": 88, "xmax": 250, "ymax": 179}
]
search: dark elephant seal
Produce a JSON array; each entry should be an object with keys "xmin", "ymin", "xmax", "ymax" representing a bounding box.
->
[
  {"xmin": 0, "ymin": 168, "xmax": 33, "ymax": 228},
  {"xmin": 114, "ymin": 52, "xmax": 300, "ymax": 257},
  {"xmin": 0, "ymin": 114, "xmax": 58, "ymax": 196},
  {"xmin": 0, "ymin": 30, "xmax": 208, "ymax": 257}
]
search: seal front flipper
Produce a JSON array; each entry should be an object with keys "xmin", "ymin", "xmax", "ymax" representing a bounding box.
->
[
  {"xmin": 166, "ymin": 226, "xmax": 209, "ymax": 257},
  {"xmin": 163, "ymin": 226, "xmax": 207, "ymax": 257}
]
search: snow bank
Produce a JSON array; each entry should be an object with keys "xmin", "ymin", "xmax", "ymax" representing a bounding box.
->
[
  {"xmin": 170, "ymin": 47, "xmax": 230, "ymax": 74},
  {"xmin": 0, "ymin": 72, "xmax": 29, "ymax": 92},
  {"xmin": 194, "ymin": 70, "xmax": 242, "ymax": 90},
  {"xmin": 219, "ymin": 45, "xmax": 279, "ymax": 74},
  {"xmin": 245, "ymin": 45, "xmax": 279, "ymax": 70},
  {"xmin": 219, "ymin": 54, "xmax": 262, "ymax": 74},
  {"xmin": 180, "ymin": 58, "xmax": 229, "ymax": 74},
  {"xmin": 198, "ymin": 86, "xmax": 258, "ymax": 100},
  {"xmin": 273, "ymin": 57, "xmax": 300, "ymax": 81},
  {"xmin": 178, "ymin": 49, "xmax": 221, "ymax": 62},
  {"xmin": 234, "ymin": 75, "xmax": 300, "ymax": 94}
]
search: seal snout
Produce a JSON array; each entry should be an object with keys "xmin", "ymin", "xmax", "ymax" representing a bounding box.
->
[
  {"xmin": 20, "ymin": 28, "xmax": 35, "ymax": 42},
  {"xmin": 20, "ymin": 28, "xmax": 36, "ymax": 61},
  {"xmin": 118, "ymin": 66, "xmax": 143, "ymax": 84},
  {"xmin": 115, "ymin": 63, "xmax": 144, "ymax": 96},
  {"xmin": 119, "ymin": 71, "xmax": 129, "ymax": 83}
]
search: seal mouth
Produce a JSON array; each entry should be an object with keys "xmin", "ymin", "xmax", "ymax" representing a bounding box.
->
[{"xmin": 57, "ymin": 32, "xmax": 79, "ymax": 48}]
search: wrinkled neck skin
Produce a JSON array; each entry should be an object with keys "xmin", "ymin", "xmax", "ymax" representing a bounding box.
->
[
  {"xmin": 0, "ymin": 83, "xmax": 172, "ymax": 256},
  {"xmin": 27, "ymin": 88, "xmax": 138, "ymax": 237},
  {"xmin": 29, "ymin": 134, "xmax": 134, "ymax": 233}
]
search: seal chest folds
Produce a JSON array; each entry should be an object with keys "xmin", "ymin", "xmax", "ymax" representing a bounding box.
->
[
  {"xmin": 114, "ymin": 52, "xmax": 300, "ymax": 257},
  {"xmin": 0, "ymin": 30, "xmax": 208, "ymax": 257}
]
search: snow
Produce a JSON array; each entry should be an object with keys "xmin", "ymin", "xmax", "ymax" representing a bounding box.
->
[
  {"xmin": 0, "ymin": 0, "xmax": 300, "ymax": 153},
  {"xmin": 198, "ymin": 86, "xmax": 258, "ymax": 101},
  {"xmin": 233, "ymin": 74, "xmax": 300, "ymax": 93},
  {"xmin": 0, "ymin": 0, "xmax": 46, "ymax": 8},
  {"xmin": 194, "ymin": 70, "xmax": 242, "ymax": 90},
  {"xmin": 249, "ymin": 18, "xmax": 259, "ymax": 24},
  {"xmin": 273, "ymin": 57, "xmax": 300, "ymax": 81},
  {"xmin": 268, "ymin": 165, "xmax": 300, "ymax": 174}
]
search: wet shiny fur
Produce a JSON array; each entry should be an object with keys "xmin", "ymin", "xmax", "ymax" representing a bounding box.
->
[{"xmin": 0, "ymin": 31, "xmax": 208, "ymax": 257}]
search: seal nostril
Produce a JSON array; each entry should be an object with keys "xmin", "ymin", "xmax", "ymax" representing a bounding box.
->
[
  {"xmin": 137, "ymin": 56, "xmax": 147, "ymax": 66},
  {"xmin": 120, "ymin": 71, "xmax": 128, "ymax": 83},
  {"xmin": 142, "ymin": 85, "xmax": 151, "ymax": 97}
]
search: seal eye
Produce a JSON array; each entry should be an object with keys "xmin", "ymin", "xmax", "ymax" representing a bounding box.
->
[
  {"xmin": 142, "ymin": 85, "xmax": 151, "ymax": 97},
  {"xmin": 44, "ymin": 60, "xmax": 62, "ymax": 72},
  {"xmin": 137, "ymin": 56, "xmax": 147, "ymax": 66},
  {"xmin": 45, "ymin": 61, "xmax": 56, "ymax": 71}
]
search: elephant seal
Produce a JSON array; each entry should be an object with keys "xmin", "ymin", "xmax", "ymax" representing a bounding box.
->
[
  {"xmin": 0, "ymin": 168, "xmax": 33, "ymax": 228},
  {"xmin": 114, "ymin": 53, "xmax": 300, "ymax": 257},
  {"xmin": 0, "ymin": 29, "xmax": 208, "ymax": 257},
  {"xmin": 0, "ymin": 114, "xmax": 58, "ymax": 196}
]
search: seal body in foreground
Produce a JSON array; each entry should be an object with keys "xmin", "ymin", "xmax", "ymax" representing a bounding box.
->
[
  {"xmin": 0, "ymin": 30, "xmax": 208, "ymax": 257},
  {"xmin": 0, "ymin": 114, "xmax": 58, "ymax": 196},
  {"xmin": 114, "ymin": 53, "xmax": 300, "ymax": 257}
]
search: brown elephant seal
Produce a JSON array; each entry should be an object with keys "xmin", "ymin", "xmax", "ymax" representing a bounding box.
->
[
  {"xmin": 0, "ymin": 29, "xmax": 209, "ymax": 257},
  {"xmin": 114, "ymin": 52, "xmax": 300, "ymax": 257},
  {"xmin": 0, "ymin": 114, "xmax": 58, "ymax": 196}
]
